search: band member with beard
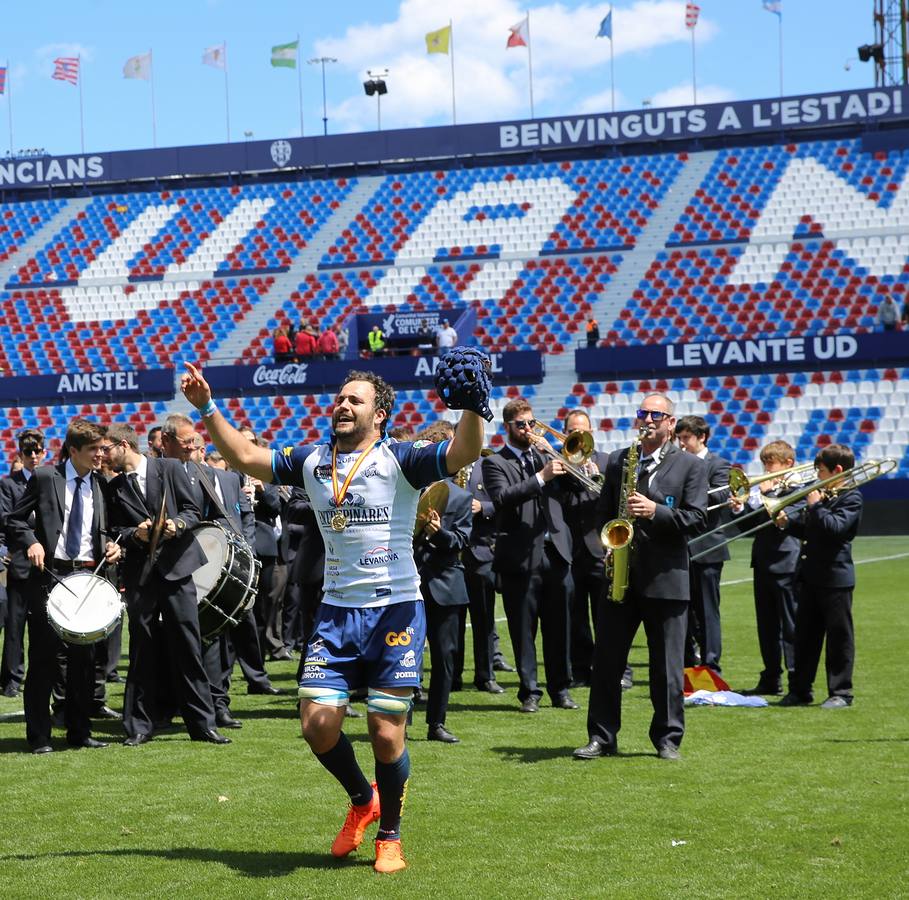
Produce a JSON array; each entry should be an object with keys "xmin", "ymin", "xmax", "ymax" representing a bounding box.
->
[
  {"xmin": 105, "ymin": 423, "xmax": 228, "ymax": 746},
  {"xmin": 181, "ymin": 363, "xmax": 485, "ymax": 874}
]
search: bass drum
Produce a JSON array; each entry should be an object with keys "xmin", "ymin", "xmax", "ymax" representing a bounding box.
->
[
  {"xmin": 190, "ymin": 522, "xmax": 260, "ymax": 642},
  {"xmin": 47, "ymin": 572, "xmax": 124, "ymax": 645}
]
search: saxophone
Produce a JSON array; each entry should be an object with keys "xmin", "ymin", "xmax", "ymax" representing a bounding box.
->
[{"xmin": 601, "ymin": 426, "xmax": 647, "ymax": 603}]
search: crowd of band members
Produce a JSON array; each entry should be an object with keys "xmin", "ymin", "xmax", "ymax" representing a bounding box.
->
[{"xmin": 0, "ymin": 392, "xmax": 863, "ymax": 755}]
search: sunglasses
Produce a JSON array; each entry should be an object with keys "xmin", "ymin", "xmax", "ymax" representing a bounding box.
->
[
  {"xmin": 636, "ymin": 409, "xmax": 670, "ymax": 422},
  {"xmin": 509, "ymin": 418, "xmax": 537, "ymax": 430},
  {"xmin": 21, "ymin": 448, "xmax": 45, "ymax": 456}
]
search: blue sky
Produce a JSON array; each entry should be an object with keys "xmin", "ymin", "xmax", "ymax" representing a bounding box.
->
[{"xmin": 1, "ymin": 1, "xmax": 879, "ymax": 156}]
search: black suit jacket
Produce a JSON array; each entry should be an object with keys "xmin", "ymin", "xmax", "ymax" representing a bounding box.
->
[
  {"xmin": 595, "ymin": 442, "xmax": 707, "ymax": 601},
  {"xmin": 108, "ymin": 457, "xmax": 205, "ymax": 582},
  {"xmin": 6, "ymin": 463, "xmax": 109, "ymax": 565},
  {"xmin": 287, "ymin": 489, "xmax": 325, "ymax": 585},
  {"xmin": 189, "ymin": 463, "xmax": 254, "ymax": 545},
  {"xmin": 1, "ymin": 469, "xmax": 35, "ymax": 579},
  {"xmin": 462, "ymin": 460, "xmax": 496, "ymax": 570},
  {"xmin": 743, "ymin": 484, "xmax": 806, "ymax": 575},
  {"xmin": 252, "ymin": 483, "xmax": 281, "ymax": 558},
  {"xmin": 482, "ymin": 446, "xmax": 572, "ymax": 572},
  {"xmin": 689, "ymin": 451, "xmax": 732, "ymax": 565},
  {"xmin": 563, "ymin": 449, "xmax": 609, "ymax": 563},
  {"xmin": 414, "ymin": 482, "xmax": 472, "ymax": 607},
  {"xmin": 784, "ymin": 488, "xmax": 863, "ymax": 588}
]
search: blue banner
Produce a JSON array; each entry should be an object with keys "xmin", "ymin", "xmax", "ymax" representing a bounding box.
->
[
  {"xmin": 576, "ymin": 332, "xmax": 909, "ymax": 379},
  {"xmin": 2, "ymin": 87, "xmax": 906, "ymax": 192},
  {"xmin": 203, "ymin": 351, "xmax": 543, "ymax": 396},
  {"xmin": 0, "ymin": 368, "xmax": 174, "ymax": 405},
  {"xmin": 350, "ymin": 307, "xmax": 468, "ymax": 352}
]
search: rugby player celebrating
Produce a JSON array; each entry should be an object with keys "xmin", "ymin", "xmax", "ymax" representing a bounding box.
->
[{"xmin": 181, "ymin": 353, "xmax": 490, "ymax": 873}]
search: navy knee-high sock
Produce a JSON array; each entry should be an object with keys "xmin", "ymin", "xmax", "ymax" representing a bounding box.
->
[
  {"xmin": 375, "ymin": 747, "xmax": 410, "ymax": 842},
  {"xmin": 315, "ymin": 732, "xmax": 373, "ymax": 807}
]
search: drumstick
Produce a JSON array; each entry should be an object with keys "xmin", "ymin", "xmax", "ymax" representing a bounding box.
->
[
  {"xmin": 72, "ymin": 534, "xmax": 124, "ymax": 617},
  {"xmin": 44, "ymin": 567, "xmax": 81, "ymax": 598}
]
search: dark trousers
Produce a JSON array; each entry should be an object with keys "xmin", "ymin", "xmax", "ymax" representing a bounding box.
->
[
  {"xmin": 689, "ymin": 561, "xmax": 723, "ymax": 673},
  {"xmin": 569, "ymin": 559, "xmax": 604, "ymax": 684},
  {"xmin": 753, "ymin": 568, "xmax": 798, "ymax": 688},
  {"xmin": 425, "ymin": 596, "xmax": 463, "ymax": 727},
  {"xmin": 500, "ymin": 546, "xmax": 572, "ymax": 703},
  {"xmin": 203, "ymin": 634, "xmax": 231, "ymax": 715},
  {"xmin": 790, "ymin": 584, "xmax": 854, "ymax": 700},
  {"xmin": 23, "ymin": 576, "xmax": 94, "ymax": 747},
  {"xmin": 95, "ymin": 619, "xmax": 123, "ymax": 687},
  {"xmin": 463, "ymin": 565, "xmax": 497, "ymax": 686},
  {"xmin": 231, "ymin": 607, "xmax": 272, "ymax": 690},
  {"xmin": 1, "ymin": 575, "xmax": 28, "ymax": 690},
  {"xmin": 587, "ymin": 589, "xmax": 688, "ymax": 751},
  {"xmin": 122, "ymin": 572, "xmax": 216, "ymax": 738},
  {"xmin": 256, "ymin": 557, "xmax": 287, "ymax": 656}
]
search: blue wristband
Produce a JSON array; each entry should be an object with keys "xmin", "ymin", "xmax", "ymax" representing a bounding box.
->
[{"xmin": 199, "ymin": 399, "xmax": 218, "ymax": 418}]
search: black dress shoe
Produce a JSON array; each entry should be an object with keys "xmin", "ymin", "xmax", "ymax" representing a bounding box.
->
[
  {"xmin": 427, "ymin": 724, "xmax": 460, "ymax": 743},
  {"xmin": 123, "ymin": 733, "xmax": 153, "ymax": 747},
  {"xmin": 493, "ymin": 659, "xmax": 516, "ymax": 673},
  {"xmin": 477, "ymin": 680, "xmax": 505, "ymax": 694},
  {"xmin": 106, "ymin": 673, "xmax": 125, "ymax": 684},
  {"xmin": 31, "ymin": 744, "xmax": 54, "ymax": 754},
  {"xmin": 92, "ymin": 705, "xmax": 122, "ymax": 720},
  {"xmin": 68, "ymin": 737, "xmax": 109, "ymax": 749},
  {"xmin": 50, "ymin": 710, "xmax": 66, "ymax": 728},
  {"xmin": 742, "ymin": 682, "xmax": 783, "ymax": 696},
  {"xmin": 657, "ymin": 744, "xmax": 681, "ymax": 760},
  {"xmin": 553, "ymin": 693, "xmax": 579, "ymax": 710},
  {"xmin": 191, "ymin": 729, "xmax": 232, "ymax": 745},
  {"xmin": 216, "ymin": 712, "xmax": 243, "ymax": 729},
  {"xmin": 1, "ymin": 683, "xmax": 19, "ymax": 698},
  {"xmin": 572, "ymin": 737, "xmax": 616, "ymax": 759},
  {"xmin": 519, "ymin": 697, "xmax": 540, "ymax": 713},
  {"xmin": 779, "ymin": 692, "xmax": 813, "ymax": 707},
  {"xmin": 269, "ymin": 649, "xmax": 295, "ymax": 662},
  {"xmin": 247, "ymin": 684, "xmax": 284, "ymax": 695}
]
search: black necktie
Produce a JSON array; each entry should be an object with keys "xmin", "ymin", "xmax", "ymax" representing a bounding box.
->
[
  {"xmin": 522, "ymin": 451, "xmax": 536, "ymax": 479},
  {"xmin": 637, "ymin": 457, "xmax": 655, "ymax": 492},
  {"xmin": 128, "ymin": 472, "xmax": 144, "ymax": 501},
  {"xmin": 65, "ymin": 476, "xmax": 84, "ymax": 559}
]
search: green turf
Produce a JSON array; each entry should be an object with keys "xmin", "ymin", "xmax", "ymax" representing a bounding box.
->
[{"xmin": 0, "ymin": 536, "xmax": 907, "ymax": 898}]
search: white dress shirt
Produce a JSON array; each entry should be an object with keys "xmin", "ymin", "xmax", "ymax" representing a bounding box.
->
[{"xmin": 53, "ymin": 460, "xmax": 95, "ymax": 561}]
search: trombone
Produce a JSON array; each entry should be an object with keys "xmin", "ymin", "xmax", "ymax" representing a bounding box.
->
[
  {"xmin": 690, "ymin": 457, "xmax": 897, "ymax": 561},
  {"xmin": 705, "ymin": 462, "xmax": 815, "ymax": 511},
  {"xmin": 527, "ymin": 422, "xmax": 604, "ymax": 494}
]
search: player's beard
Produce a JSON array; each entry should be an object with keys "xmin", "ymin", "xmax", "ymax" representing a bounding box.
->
[{"xmin": 332, "ymin": 409, "xmax": 373, "ymax": 450}]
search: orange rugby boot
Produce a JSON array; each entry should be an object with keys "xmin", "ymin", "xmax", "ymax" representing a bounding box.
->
[
  {"xmin": 373, "ymin": 838, "xmax": 407, "ymax": 873},
  {"xmin": 330, "ymin": 783, "xmax": 381, "ymax": 857}
]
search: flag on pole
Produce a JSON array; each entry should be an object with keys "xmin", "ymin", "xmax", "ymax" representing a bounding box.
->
[
  {"xmin": 0, "ymin": 66, "xmax": 6, "ymax": 95},
  {"xmin": 762, "ymin": 0, "xmax": 782, "ymax": 16},
  {"xmin": 123, "ymin": 52, "xmax": 152, "ymax": 80},
  {"xmin": 507, "ymin": 17, "xmax": 530, "ymax": 48},
  {"xmin": 52, "ymin": 56, "xmax": 80, "ymax": 85},
  {"xmin": 597, "ymin": 10, "xmax": 613, "ymax": 40},
  {"xmin": 271, "ymin": 39, "xmax": 298, "ymax": 68},
  {"xmin": 685, "ymin": 2, "xmax": 700, "ymax": 29},
  {"xmin": 202, "ymin": 43, "xmax": 226, "ymax": 70},
  {"xmin": 425, "ymin": 24, "xmax": 451, "ymax": 54}
]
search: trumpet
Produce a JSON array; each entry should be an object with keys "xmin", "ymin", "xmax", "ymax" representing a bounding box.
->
[
  {"xmin": 705, "ymin": 462, "xmax": 816, "ymax": 512},
  {"xmin": 690, "ymin": 457, "xmax": 897, "ymax": 560},
  {"xmin": 528, "ymin": 421, "xmax": 603, "ymax": 494}
]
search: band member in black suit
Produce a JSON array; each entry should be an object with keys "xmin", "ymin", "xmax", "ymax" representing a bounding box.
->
[
  {"xmin": 0, "ymin": 429, "xmax": 46, "ymax": 698},
  {"xmin": 731, "ymin": 440, "xmax": 804, "ymax": 696},
  {"xmin": 460, "ymin": 452, "xmax": 504, "ymax": 694},
  {"xmin": 6, "ymin": 419, "xmax": 121, "ymax": 753},
  {"xmin": 482, "ymin": 398, "xmax": 577, "ymax": 713},
  {"xmin": 574, "ymin": 394, "xmax": 707, "ymax": 761},
  {"xmin": 285, "ymin": 488, "xmax": 325, "ymax": 652},
  {"xmin": 776, "ymin": 444, "xmax": 863, "ymax": 709},
  {"xmin": 105, "ymin": 422, "xmax": 229, "ymax": 745},
  {"xmin": 414, "ymin": 422, "xmax": 473, "ymax": 743},
  {"xmin": 561, "ymin": 409, "xmax": 609, "ymax": 688},
  {"xmin": 676, "ymin": 415, "xmax": 731, "ymax": 674}
]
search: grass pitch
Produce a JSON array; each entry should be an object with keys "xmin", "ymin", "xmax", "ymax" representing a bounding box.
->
[{"xmin": 0, "ymin": 537, "xmax": 906, "ymax": 899}]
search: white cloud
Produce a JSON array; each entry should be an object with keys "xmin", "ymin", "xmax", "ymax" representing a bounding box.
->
[
  {"xmin": 313, "ymin": 0, "xmax": 719, "ymax": 132},
  {"xmin": 648, "ymin": 82, "xmax": 736, "ymax": 108}
]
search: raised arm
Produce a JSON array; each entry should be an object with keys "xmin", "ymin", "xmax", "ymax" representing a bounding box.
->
[
  {"xmin": 181, "ymin": 362, "xmax": 274, "ymax": 482},
  {"xmin": 444, "ymin": 411, "xmax": 485, "ymax": 474}
]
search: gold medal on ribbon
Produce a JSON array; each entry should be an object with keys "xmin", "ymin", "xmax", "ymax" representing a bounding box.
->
[{"xmin": 330, "ymin": 439, "xmax": 378, "ymax": 532}]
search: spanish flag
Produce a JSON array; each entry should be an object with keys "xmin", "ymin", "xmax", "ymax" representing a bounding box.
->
[
  {"xmin": 683, "ymin": 666, "xmax": 730, "ymax": 696},
  {"xmin": 425, "ymin": 24, "xmax": 451, "ymax": 54}
]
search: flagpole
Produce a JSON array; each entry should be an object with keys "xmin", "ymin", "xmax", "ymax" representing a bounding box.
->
[
  {"xmin": 526, "ymin": 11, "xmax": 535, "ymax": 119},
  {"xmin": 223, "ymin": 43, "xmax": 231, "ymax": 142},
  {"xmin": 150, "ymin": 49, "xmax": 158, "ymax": 148},
  {"xmin": 6, "ymin": 60, "xmax": 13, "ymax": 155},
  {"xmin": 296, "ymin": 34, "xmax": 304, "ymax": 137},
  {"xmin": 78, "ymin": 54, "xmax": 85, "ymax": 153},
  {"xmin": 609, "ymin": 9, "xmax": 615, "ymax": 113},
  {"xmin": 449, "ymin": 19, "xmax": 457, "ymax": 125},
  {"xmin": 690, "ymin": 27, "xmax": 697, "ymax": 104},
  {"xmin": 777, "ymin": 15, "xmax": 784, "ymax": 97}
]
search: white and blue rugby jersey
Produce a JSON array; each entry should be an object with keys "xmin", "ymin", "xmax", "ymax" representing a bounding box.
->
[{"xmin": 272, "ymin": 438, "xmax": 449, "ymax": 608}]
